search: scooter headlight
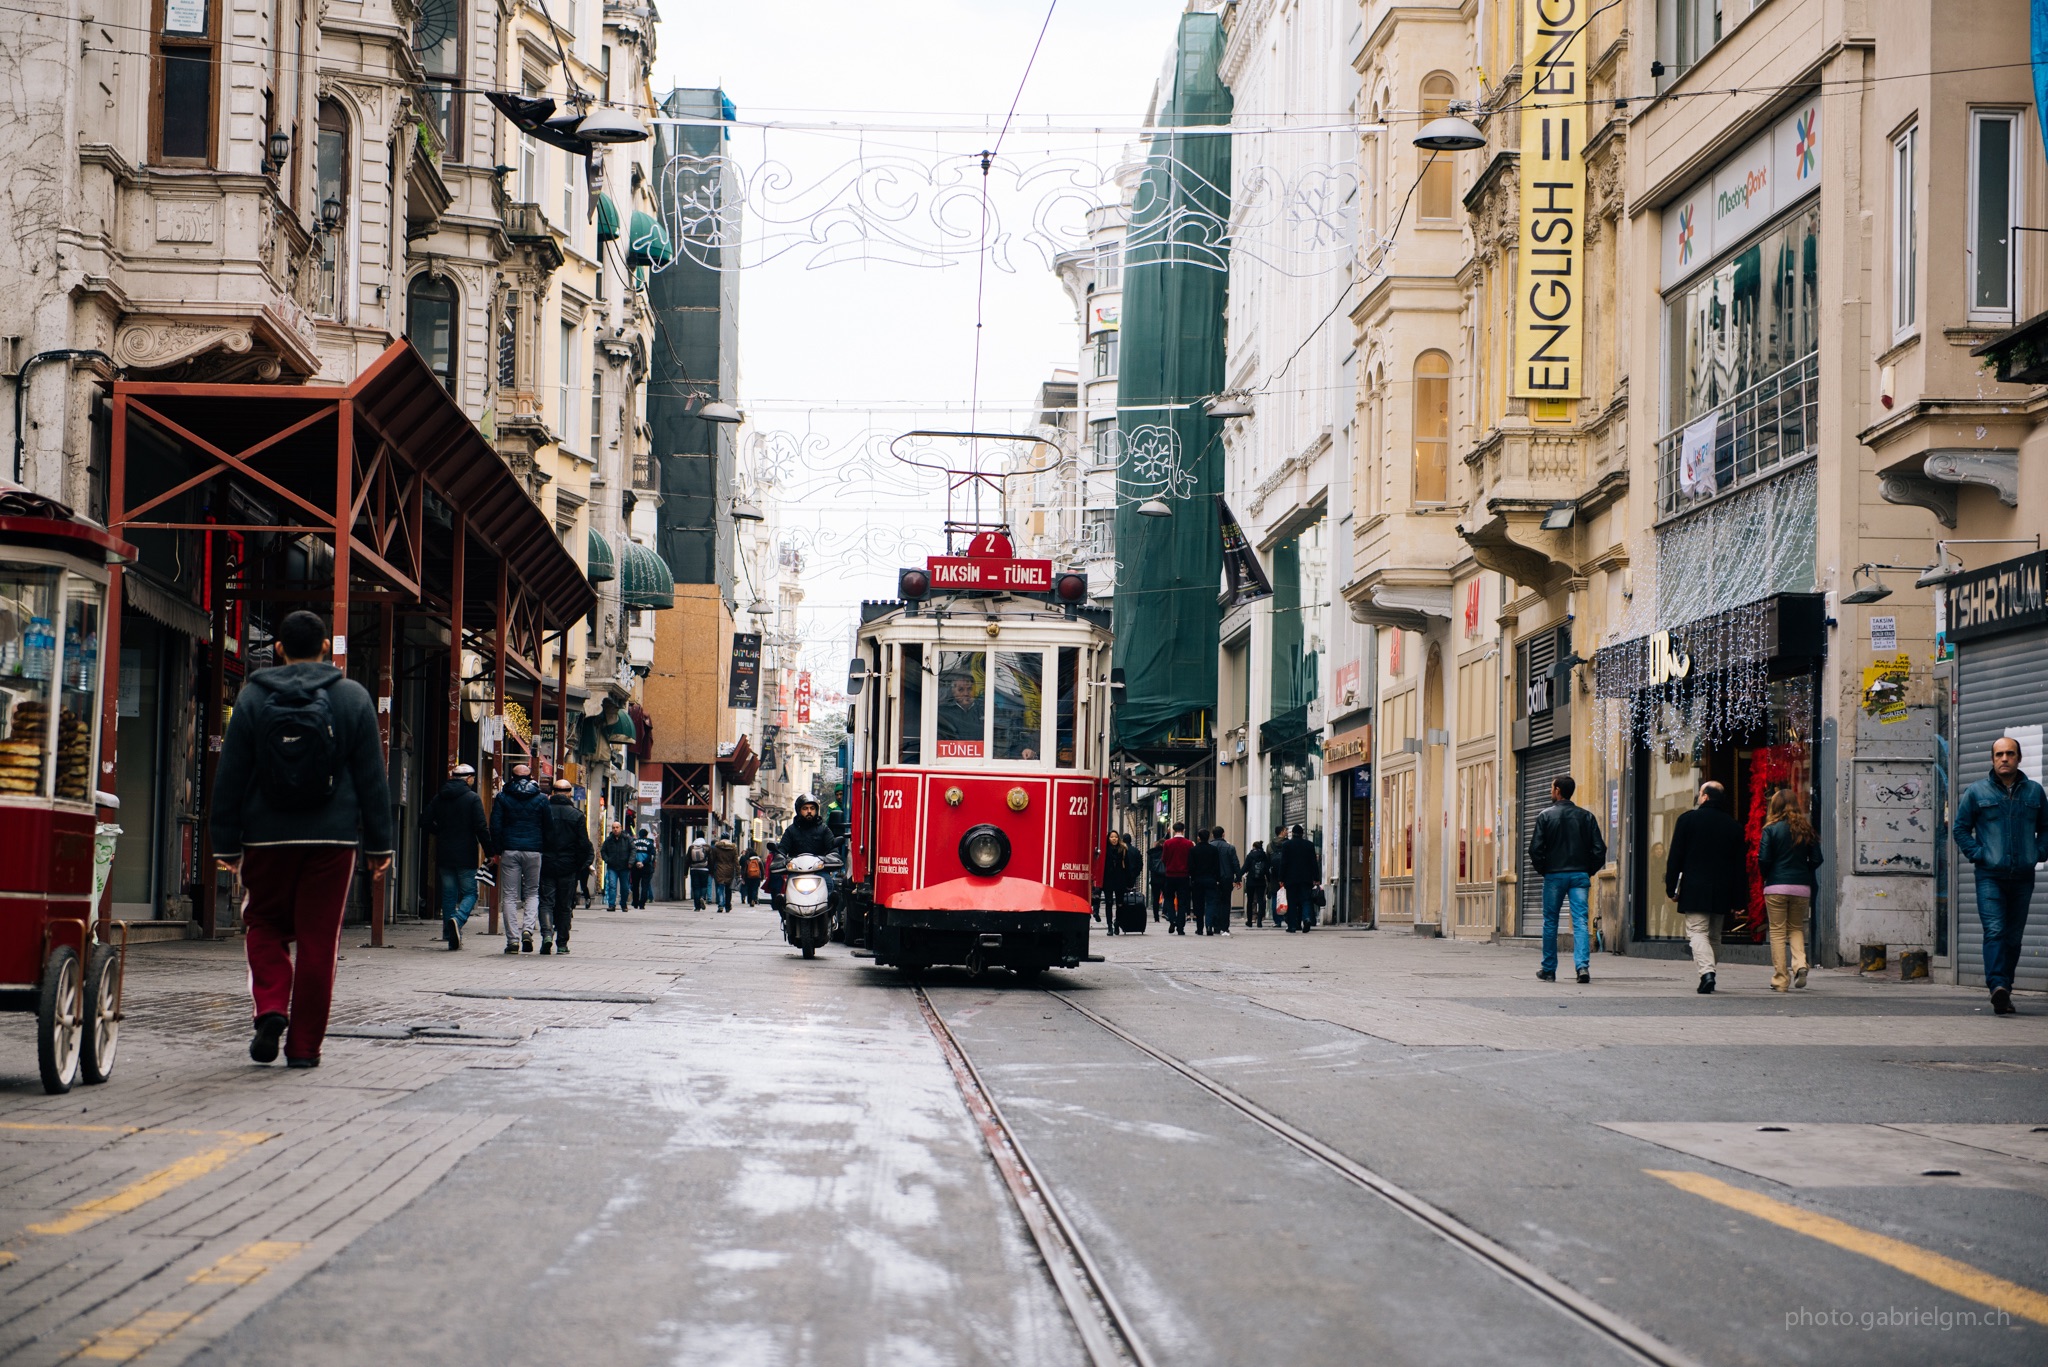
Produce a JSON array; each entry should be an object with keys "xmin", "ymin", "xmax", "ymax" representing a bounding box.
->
[
  {"xmin": 959, "ymin": 824, "xmax": 1011, "ymax": 876},
  {"xmin": 791, "ymin": 876, "xmax": 824, "ymax": 896}
]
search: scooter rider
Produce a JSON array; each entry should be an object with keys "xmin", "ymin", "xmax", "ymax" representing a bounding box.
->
[{"xmin": 780, "ymin": 794, "xmax": 838, "ymax": 899}]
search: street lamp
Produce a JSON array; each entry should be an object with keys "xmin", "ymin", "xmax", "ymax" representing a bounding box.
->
[
  {"xmin": 731, "ymin": 499, "xmax": 765, "ymax": 523},
  {"xmin": 569, "ymin": 105, "xmax": 652, "ymax": 144},
  {"xmin": 1205, "ymin": 392, "xmax": 1254, "ymax": 420},
  {"xmin": 1136, "ymin": 498, "xmax": 1173, "ymax": 518},
  {"xmin": 1841, "ymin": 565, "xmax": 1899, "ymax": 605},
  {"xmin": 1413, "ymin": 116, "xmax": 1487, "ymax": 152},
  {"xmin": 697, "ymin": 399, "xmax": 743, "ymax": 424},
  {"xmin": 264, "ymin": 129, "xmax": 292, "ymax": 175},
  {"xmin": 319, "ymin": 195, "xmax": 344, "ymax": 234}
]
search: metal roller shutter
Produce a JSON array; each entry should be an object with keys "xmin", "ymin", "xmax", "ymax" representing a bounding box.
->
[
  {"xmin": 1516, "ymin": 740, "xmax": 1576, "ymax": 937},
  {"xmin": 1955, "ymin": 627, "xmax": 2048, "ymax": 990}
]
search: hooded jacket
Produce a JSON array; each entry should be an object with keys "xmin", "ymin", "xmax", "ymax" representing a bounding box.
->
[
  {"xmin": 710, "ymin": 838, "xmax": 740, "ymax": 882},
  {"xmin": 1954, "ymin": 769, "xmax": 2048, "ymax": 874},
  {"xmin": 489, "ymin": 777, "xmax": 551, "ymax": 853},
  {"xmin": 210, "ymin": 661, "xmax": 392, "ymax": 858},
  {"xmin": 421, "ymin": 777, "xmax": 491, "ymax": 869}
]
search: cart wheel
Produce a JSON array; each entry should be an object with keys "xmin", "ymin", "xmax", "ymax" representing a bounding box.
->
[
  {"xmin": 81, "ymin": 945, "xmax": 121, "ymax": 1085},
  {"xmin": 37, "ymin": 946, "xmax": 83, "ymax": 1095}
]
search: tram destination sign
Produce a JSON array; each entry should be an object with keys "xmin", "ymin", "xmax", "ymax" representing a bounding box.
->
[
  {"xmin": 926, "ymin": 555, "xmax": 1053, "ymax": 591},
  {"xmin": 1945, "ymin": 550, "xmax": 2048, "ymax": 644}
]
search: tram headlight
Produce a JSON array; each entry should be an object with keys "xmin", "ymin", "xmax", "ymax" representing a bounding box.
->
[{"xmin": 958, "ymin": 823, "xmax": 1011, "ymax": 877}]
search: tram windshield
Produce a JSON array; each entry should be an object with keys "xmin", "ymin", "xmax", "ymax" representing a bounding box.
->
[{"xmin": 992, "ymin": 651, "xmax": 1040, "ymax": 761}]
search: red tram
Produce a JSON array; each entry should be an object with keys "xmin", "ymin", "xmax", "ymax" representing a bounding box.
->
[{"xmin": 841, "ymin": 533, "xmax": 1113, "ymax": 978}]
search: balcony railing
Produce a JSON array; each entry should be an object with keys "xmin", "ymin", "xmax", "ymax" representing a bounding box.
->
[{"xmin": 1656, "ymin": 350, "xmax": 1818, "ymax": 521}]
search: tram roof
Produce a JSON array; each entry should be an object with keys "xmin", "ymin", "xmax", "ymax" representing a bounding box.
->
[{"xmin": 857, "ymin": 596, "xmax": 1111, "ymax": 637}]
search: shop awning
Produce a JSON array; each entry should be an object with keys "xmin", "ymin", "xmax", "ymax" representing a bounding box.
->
[
  {"xmin": 617, "ymin": 537, "xmax": 674, "ymax": 609},
  {"xmin": 586, "ymin": 528, "xmax": 616, "ymax": 582},
  {"xmin": 595, "ymin": 192, "xmax": 620, "ymax": 244},
  {"xmin": 626, "ymin": 210, "xmax": 672, "ymax": 268},
  {"xmin": 717, "ymin": 734, "xmax": 759, "ymax": 785}
]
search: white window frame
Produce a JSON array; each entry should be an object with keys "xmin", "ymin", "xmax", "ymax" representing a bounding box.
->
[
  {"xmin": 1892, "ymin": 124, "xmax": 1918, "ymax": 341},
  {"xmin": 1968, "ymin": 108, "xmax": 2022, "ymax": 323},
  {"xmin": 558, "ymin": 320, "xmax": 578, "ymax": 454}
]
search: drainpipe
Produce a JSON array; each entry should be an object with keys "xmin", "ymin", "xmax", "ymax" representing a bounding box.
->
[{"xmin": 12, "ymin": 349, "xmax": 116, "ymax": 486}]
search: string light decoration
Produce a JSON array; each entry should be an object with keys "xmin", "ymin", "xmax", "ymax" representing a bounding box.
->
[
  {"xmin": 1592, "ymin": 466, "xmax": 1821, "ymax": 759},
  {"xmin": 648, "ymin": 150, "xmax": 1359, "ymax": 278}
]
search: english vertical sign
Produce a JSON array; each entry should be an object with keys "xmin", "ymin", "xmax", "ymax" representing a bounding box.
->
[{"xmin": 1514, "ymin": 0, "xmax": 1586, "ymax": 399}]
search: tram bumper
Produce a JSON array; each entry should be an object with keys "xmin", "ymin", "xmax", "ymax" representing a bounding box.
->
[{"xmin": 872, "ymin": 906, "xmax": 1090, "ymax": 970}]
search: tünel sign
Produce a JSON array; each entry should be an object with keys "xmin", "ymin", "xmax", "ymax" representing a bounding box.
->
[{"xmin": 927, "ymin": 556, "xmax": 1053, "ymax": 591}]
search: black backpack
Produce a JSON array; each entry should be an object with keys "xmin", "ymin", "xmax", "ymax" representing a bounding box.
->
[{"xmin": 255, "ymin": 678, "xmax": 342, "ymax": 812}]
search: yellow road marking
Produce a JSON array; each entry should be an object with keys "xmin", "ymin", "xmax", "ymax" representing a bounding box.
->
[
  {"xmin": 76, "ymin": 1309, "xmax": 197, "ymax": 1361},
  {"xmin": 188, "ymin": 1240, "xmax": 304, "ymax": 1286},
  {"xmin": 27, "ymin": 1133, "xmax": 272, "ymax": 1237},
  {"xmin": 0, "ymin": 1250, "xmax": 15, "ymax": 1267},
  {"xmin": 0, "ymin": 1123, "xmax": 140, "ymax": 1135},
  {"xmin": 1648, "ymin": 1169, "xmax": 2048, "ymax": 1326}
]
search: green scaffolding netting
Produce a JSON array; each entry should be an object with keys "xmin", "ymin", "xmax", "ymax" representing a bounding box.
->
[{"xmin": 1112, "ymin": 11, "xmax": 1231, "ymax": 751}]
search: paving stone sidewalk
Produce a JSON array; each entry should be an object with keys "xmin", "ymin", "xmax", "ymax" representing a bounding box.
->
[{"xmin": 0, "ymin": 901, "xmax": 726, "ymax": 1366}]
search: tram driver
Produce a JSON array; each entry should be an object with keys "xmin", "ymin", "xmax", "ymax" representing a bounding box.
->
[{"xmin": 936, "ymin": 655, "xmax": 986, "ymax": 754}]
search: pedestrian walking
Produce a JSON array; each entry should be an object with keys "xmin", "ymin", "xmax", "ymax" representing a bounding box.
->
[
  {"xmin": 489, "ymin": 761, "xmax": 550, "ymax": 953},
  {"xmin": 1146, "ymin": 842, "xmax": 1165, "ymax": 922},
  {"xmin": 1664, "ymin": 781, "xmax": 1747, "ymax": 994},
  {"xmin": 1187, "ymin": 826, "xmax": 1219, "ymax": 935},
  {"xmin": 538, "ymin": 779, "xmax": 591, "ymax": 954},
  {"xmin": 1527, "ymin": 774, "xmax": 1607, "ymax": 984},
  {"xmin": 1954, "ymin": 735, "xmax": 2048, "ymax": 1015},
  {"xmin": 421, "ymin": 762, "xmax": 491, "ymax": 950},
  {"xmin": 1159, "ymin": 822, "xmax": 1196, "ymax": 934},
  {"xmin": 600, "ymin": 820, "xmax": 634, "ymax": 910},
  {"xmin": 742, "ymin": 846, "xmax": 765, "ymax": 906},
  {"xmin": 685, "ymin": 833, "xmax": 710, "ymax": 909},
  {"xmin": 1275, "ymin": 825, "xmax": 1322, "ymax": 933},
  {"xmin": 1757, "ymin": 788, "xmax": 1822, "ymax": 992},
  {"xmin": 1100, "ymin": 830, "xmax": 1140, "ymax": 935},
  {"xmin": 710, "ymin": 831, "xmax": 740, "ymax": 913},
  {"xmin": 1205, "ymin": 826, "xmax": 1240, "ymax": 936},
  {"xmin": 208, "ymin": 610, "xmax": 391, "ymax": 1069},
  {"xmin": 1241, "ymin": 840, "xmax": 1271, "ymax": 927},
  {"xmin": 632, "ymin": 823, "xmax": 659, "ymax": 908}
]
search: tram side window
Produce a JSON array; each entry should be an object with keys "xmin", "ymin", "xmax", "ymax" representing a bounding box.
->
[
  {"xmin": 896, "ymin": 643, "xmax": 923, "ymax": 765},
  {"xmin": 935, "ymin": 649, "xmax": 986, "ymax": 758},
  {"xmin": 993, "ymin": 650, "xmax": 1042, "ymax": 761},
  {"xmin": 1055, "ymin": 648, "xmax": 1078, "ymax": 767}
]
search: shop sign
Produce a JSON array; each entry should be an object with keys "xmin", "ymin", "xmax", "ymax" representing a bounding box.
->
[
  {"xmin": 795, "ymin": 672, "xmax": 813, "ymax": 724},
  {"xmin": 727, "ymin": 632, "xmax": 762, "ymax": 708},
  {"xmin": 1661, "ymin": 97, "xmax": 1822, "ymax": 288},
  {"xmin": 1945, "ymin": 550, "xmax": 2047, "ymax": 644},
  {"xmin": 1513, "ymin": 0, "xmax": 1586, "ymax": 398},
  {"xmin": 1525, "ymin": 675, "xmax": 1555, "ymax": 715},
  {"xmin": 1648, "ymin": 630, "xmax": 1692, "ymax": 684},
  {"xmin": 637, "ymin": 779, "xmax": 662, "ymax": 803},
  {"xmin": 1323, "ymin": 724, "xmax": 1372, "ymax": 773}
]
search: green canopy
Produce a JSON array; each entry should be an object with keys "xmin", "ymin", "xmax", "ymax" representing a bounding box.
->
[
  {"xmin": 626, "ymin": 210, "xmax": 672, "ymax": 268},
  {"xmin": 595, "ymin": 192, "xmax": 621, "ymax": 244},
  {"xmin": 1111, "ymin": 11, "xmax": 1231, "ymax": 751},
  {"xmin": 586, "ymin": 528, "xmax": 616, "ymax": 582},
  {"xmin": 617, "ymin": 537, "xmax": 674, "ymax": 609}
]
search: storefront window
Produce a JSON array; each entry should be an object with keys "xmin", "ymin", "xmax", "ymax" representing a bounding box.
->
[
  {"xmin": 0, "ymin": 564, "xmax": 62, "ymax": 799},
  {"xmin": 992, "ymin": 651, "xmax": 1042, "ymax": 761},
  {"xmin": 934, "ymin": 650, "xmax": 985, "ymax": 759},
  {"xmin": 1667, "ymin": 201, "xmax": 1820, "ymax": 430}
]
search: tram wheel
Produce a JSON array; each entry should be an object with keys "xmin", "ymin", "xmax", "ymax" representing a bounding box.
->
[
  {"xmin": 37, "ymin": 946, "xmax": 82, "ymax": 1095},
  {"xmin": 81, "ymin": 945, "xmax": 121, "ymax": 1085},
  {"xmin": 1012, "ymin": 966, "xmax": 1043, "ymax": 984}
]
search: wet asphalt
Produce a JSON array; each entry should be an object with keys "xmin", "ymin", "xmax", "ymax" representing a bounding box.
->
[{"xmin": 189, "ymin": 908, "xmax": 2048, "ymax": 1367}]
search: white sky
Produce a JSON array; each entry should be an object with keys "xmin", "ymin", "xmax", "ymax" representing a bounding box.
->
[{"xmin": 649, "ymin": 0, "xmax": 1188, "ymax": 672}]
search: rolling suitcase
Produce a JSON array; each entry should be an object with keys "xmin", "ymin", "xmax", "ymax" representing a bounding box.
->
[{"xmin": 1116, "ymin": 890, "xmax": 1148, "ymax": 934}]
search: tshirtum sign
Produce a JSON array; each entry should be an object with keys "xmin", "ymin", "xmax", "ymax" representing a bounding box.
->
[{"xmin": 1514, "ymin": 0, "xmax": 1586, "ymax": 399}]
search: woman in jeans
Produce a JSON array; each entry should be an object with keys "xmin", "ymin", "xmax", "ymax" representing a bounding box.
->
[{"xmin": 1757, "ymin": 789, "xmax": 1823, "ymax": 991}]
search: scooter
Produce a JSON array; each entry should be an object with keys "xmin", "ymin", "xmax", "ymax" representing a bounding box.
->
[{"xmin": 778, "ymin": 853, "xmax": 840, "ymax": 959}]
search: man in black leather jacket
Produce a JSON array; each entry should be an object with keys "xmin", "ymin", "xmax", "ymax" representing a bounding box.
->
[{"xmin": 1528, "ymin": 775, "xmax": 1608, "ymax": 984}]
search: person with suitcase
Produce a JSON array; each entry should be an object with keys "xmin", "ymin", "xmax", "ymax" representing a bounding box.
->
[{"xmin": 1100, "ymin": 831, "xmax": 1142, "ymax": 935}]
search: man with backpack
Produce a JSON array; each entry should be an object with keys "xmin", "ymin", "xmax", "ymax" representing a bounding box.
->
[
  {"xmin": 210, "ymin": 610, "xmax": 391, "ymax": 1069},
  {"xmin": 489, "ymin": 761, "xmax": 551, "ymax": 952},
  {"xmin": 632, "ymin": 822, "xmax": 660, "ymax": 908},
  {"xmin": 741, "ymin": 846, "xmax": 766, "ymax": 906},
  {"xmin": 421, "ymin": 762, "xmax": 491, "ymax": 950},
  {"xmin": 538, "ymin": 779, "xmax": 592, "ymax": 954}
]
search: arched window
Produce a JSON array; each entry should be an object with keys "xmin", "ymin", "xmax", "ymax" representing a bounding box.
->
[
  {"xmin": 413, "ymin": 0, "xmax": 463, "ymax": 160},
  {"xmin": 1418, "ymin": 73, "xmax": 1458, "ymax": 221},
  {"xmin": 1412, "ymin": 350, "xmax": 1451, "ymax": 504},
  {"xmin": 313, "ymin": 99, "xmax": 350, "ymax": 318},
  {"xmin": 406, "ymin": 274, "xmax": 458, "ymax": 390}
]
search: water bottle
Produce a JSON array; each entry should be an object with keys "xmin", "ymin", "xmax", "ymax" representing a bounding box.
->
[
  {"xmin": 23, "ymin": 617, "xmax": 52, "ymax": 681},
  {"xmin": 74, "ymin": 628, "xmax": 98, "ymax": 692}
]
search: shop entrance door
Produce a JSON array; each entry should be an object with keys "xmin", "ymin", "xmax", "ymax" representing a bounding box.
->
[{"xmin": 1515, "ymin": 741, "xmax": 1575, "ymax": 936}]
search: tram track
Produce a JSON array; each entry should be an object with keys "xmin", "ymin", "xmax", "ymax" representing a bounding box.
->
[{"xmin": 917, "ymin": 979, "xmax": 1706, "ymax": 1367}]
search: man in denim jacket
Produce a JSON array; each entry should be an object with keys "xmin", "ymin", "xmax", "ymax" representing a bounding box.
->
[{"xmin": 1954, "ymin": 736, "xmax": 2048, "ymax": 1015}]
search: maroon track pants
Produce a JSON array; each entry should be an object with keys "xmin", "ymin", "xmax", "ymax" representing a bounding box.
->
[{"xmin": 241, "ymin": 845, "xmax": 357, "ymax": 1062}]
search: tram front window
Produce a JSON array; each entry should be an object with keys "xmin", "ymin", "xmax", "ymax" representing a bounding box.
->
[
  {"xmin": 935, "ymin": 650, "xmax": 986, "ymax": 758},
  {"xmin": 993, "ymin": 651, "xmax": 1042, "ymax": 761}
]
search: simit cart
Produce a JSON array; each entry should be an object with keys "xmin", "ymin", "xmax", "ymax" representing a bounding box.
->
[{"xmin": 0, "ymin": 488, "xmax": 132, "ymax": 1093}]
